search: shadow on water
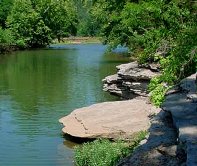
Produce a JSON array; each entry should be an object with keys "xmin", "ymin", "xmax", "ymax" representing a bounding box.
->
[{"xmin": 0, "ymin": 44, "xmax": 129, "ymax": 166}]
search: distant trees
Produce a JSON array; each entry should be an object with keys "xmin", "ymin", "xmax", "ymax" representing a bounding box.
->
[
  {"xmin": 1, "ymin": 0, "xmax": 78, "ymax": 48},
  {"xmin": 75, "ymin": 0, "xmax": 101, "ymax": 36},
  {"xmin": 1, "ymin": 0, "xmax": 102, "ymax": 47},
  {"xmin": 7, "ymin": 0, "xmax": 51, "ymax": 48},
  {"xmin": 34, "ymin": 0, "xmax": 78, "ymax": 41}
]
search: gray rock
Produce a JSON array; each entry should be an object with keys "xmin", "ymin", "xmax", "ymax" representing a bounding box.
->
[
  {"xmin": 180, "ymin": 74, "xmax": 197, "ymax": 93},
  {"xmin": 117, "ymin": 111, "xmax": 181, "ymax": 166},
  {"xmin": 149, "ymin": 63, "xmax": 160, "ymax": 72},
  {"xmin": 187, "ymin": 143, "xmax": 197, "ymax": 166},
  {"xmin": 103, "ymin": 61, "xmax": 160, "ymax": 99},
  {"xmin": 162, "ymin": 73, "xmax": 197, "ymax": 166},
  {"xmin": 103, "ymin": 81, "xmax": 148, "ymax": 98},
  {"xmin": 118, "ymin": 67, "xmax": 158, "ymax": 81},
  {"xmin": 117, "ymin": 73, "xmax": 197, "ymax": 166},
  {"xmin": 138, "ymin": 63, "xmax": 160, "ymax": 72},
  {"xmin": 116, "ymin": 62, "xmax": 138, "ymax": 72},
  {"xmin": 102, "ymin": 74, "xmax": 122, "ymax": 84},
  {"xmin": 59, "ymin": 99, "xmax": 159, "ymax": 140}
]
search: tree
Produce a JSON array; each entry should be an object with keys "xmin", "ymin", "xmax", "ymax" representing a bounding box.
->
[
  {"xmin": 6, "ymin": 0, "xmax": 78, "ymax": 47},
  {"xmin": 0, "ymin": 0, "xmax": 14, "ymax": 28},
  {"xmin": 6, "ymin": 0, "xmax": 52, "ymax": 48},
  {"xmin": 91, "ymin": 0, "xmax": 130, "ymax": 46},
  {"xmin": 0, "ymin": 27, "xmax": 14, "ymax": 44},
  {"xmin": 75, "ymin": 0, "xmax": 101, "ymax": 36},
  {"xmin": 92, "ymin": 0, "xmax": 197, "ymax": 105},
  {"xmin": 34, "ymin": 0, "xmax": 78, "ymax": 41}
]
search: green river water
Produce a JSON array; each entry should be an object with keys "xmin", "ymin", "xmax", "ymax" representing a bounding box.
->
[{"xmin": 0, "ymin": 44, "xmax": 129, "ymax": 166}]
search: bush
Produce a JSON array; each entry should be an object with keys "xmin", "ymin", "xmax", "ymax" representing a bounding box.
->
[
  {"xmin": 0, "ymin": 27, "xmax": 14, "ymax": 44},
  {"xmin": 74, "ymin": 131, "xmax": 147, "ymax": 166}
]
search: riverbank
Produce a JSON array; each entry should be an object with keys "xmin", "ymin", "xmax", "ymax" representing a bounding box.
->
[
  {"xmin": 53, "ymin": 37, "xmax": 101, "ymax": 44},
  {"xmin": 60, "ymin": 61, "xmax": 196, "ymax": 165},
  {"xmin": 0, "ymin": 44, "xmax": 19, "ymax": 54},
  {"xmin": 59, "ymin": 61, "xmax": 160, "ymax": 165},
  {"xmin": 0, "ymin": 37, "xmax": 101, "ymax": 55},
  {"xmin": 118, "ymin": 73, "xmax": 197, "ymax": 166},
  {"xmin": 59, "ymin": 61, "xmax": 160, "ymax": 140}
]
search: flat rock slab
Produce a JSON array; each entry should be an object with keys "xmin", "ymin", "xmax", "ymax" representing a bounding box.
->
[
  {"xmin": 117, "ymin": 62, "xmax": 159, "ymax": 81},
  {"xmin": 59, "ymin": 99, "xmax": 159, "ymax": 140}
]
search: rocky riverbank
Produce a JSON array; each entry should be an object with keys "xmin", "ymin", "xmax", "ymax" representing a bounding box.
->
[
  {"xmin": 118, "ymin": 73, "xmax": 197, "ymax": 166},
  {"xmin": 102, "ymin": 61, "xmax": 160, "ymax": 98},
  {"xmin": 59, "ymin": 61, "xmax": 196, "ymax": 166},
  {"xmin": 59, "ymin": 62, "xmax": 160, "ymax": 140}
]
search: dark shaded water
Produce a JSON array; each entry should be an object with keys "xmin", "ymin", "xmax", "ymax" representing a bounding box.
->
[{"xmin": 0, "ymin": 44, "xmax": 129, "ymax": 166}]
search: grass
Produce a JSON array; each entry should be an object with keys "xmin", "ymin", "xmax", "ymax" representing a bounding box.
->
[{"xmin": 74, "ymin": 131, "xmax": 147, "ymax": 166}]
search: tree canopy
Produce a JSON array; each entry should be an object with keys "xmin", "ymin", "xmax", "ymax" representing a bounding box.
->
[
  {"xmin": 2, "ymin": 0, "xmax": 78, "ymax": 48},
  {"xmin": 91, "ymin": 0, "xmax": 197, "ymax": 105},
  {"xmin": 0, "ymin": 0, "xmax": 14, "ymax": 28}
]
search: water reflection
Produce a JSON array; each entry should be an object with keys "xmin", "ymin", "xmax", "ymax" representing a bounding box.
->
[{"xmin": 0, "ymin": 44, "xmax": 129, "ymax": 166}]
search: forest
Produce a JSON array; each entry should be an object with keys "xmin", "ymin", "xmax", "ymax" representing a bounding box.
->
[{"xmin": 0, "ymin": 0, "xmax": 196, "ymax": 105}]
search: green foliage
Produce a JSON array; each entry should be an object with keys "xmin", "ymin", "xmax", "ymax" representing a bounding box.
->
[
  {"xmin": 5, "ymin": 0, "xmax": 78, "ymax": 48},
  {"xmin": 0, "ymin": 26, "xmax": 16, "ymax": 53},
  {"xmin": 34, "ymin": 0, "xmax": 78, "ymax": 40},
  {"xmin": 150, "ymin": 84, "xmax": 167, "ymax": 107},
  {"xmin": 6, "ymin": 0, "xmax": 52, "ymax": 48},
  {"xmin": 92, "ymin": 0, "xmax": 197, "ymax": 106},
  {"xmin": 75, "ymin": 0, "xmax": 101, "ymax": 36},
  {"xmin": 148, "ymin": 77, "xmax": 169, "ymax": 106},
  {"xmin": 0, "ymin": 27, "xmax": 14, "ymax": 44},
  {"xmin": 74, "ymin": 131, "xmax": 147, "ymax": 166},
  {"xmin": 0, "ymin": 0, "xmax": 14, "ymax": 28}
]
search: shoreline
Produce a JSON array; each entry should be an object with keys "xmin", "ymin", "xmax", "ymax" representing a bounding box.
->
[
  {"xmin": 52, "ymin": 37, "xmax": 102, "ymax": 44},
  {"xmin": 0, "ymin": 37, "xmax": 101, "ymax": 55},
  {"xmin": 0, "ymin": 44, "xmax": 20, "ymax": 54},
  {"xmin": 60, "ymin": 60, "xmax": 197, "ymax": 165}
]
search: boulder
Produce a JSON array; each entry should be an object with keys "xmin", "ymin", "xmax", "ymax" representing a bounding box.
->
[{"xmin": 59, "ymin": 99, "xmax": 159, "ymax": 140}]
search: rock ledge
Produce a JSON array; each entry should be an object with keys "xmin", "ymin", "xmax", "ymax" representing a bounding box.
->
[
  {"xmin": 102, "ymin": 61, "xmax": 160, "ymax": 98},
  {"xmin": 59, "ymin": 99, "xmax": 159, "ymax": 140},
  {"xmin": 118, "ymin": 73, "xmax": 197, "ymax": 166}
]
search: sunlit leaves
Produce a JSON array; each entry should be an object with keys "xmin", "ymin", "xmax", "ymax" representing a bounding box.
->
[
  {"xmin": 6, "ymin": 0, "xmax": 52, "ymax": 47},
  {"xmin": 5, "ymin": 0, "xmax": 78, "ymax": 47}
]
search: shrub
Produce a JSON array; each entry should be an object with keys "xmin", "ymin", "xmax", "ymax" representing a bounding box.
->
[
  {"xmin": 74, "ymin": 131, "xmax": 147, "ymax": 166},
  {"xmin": 0, "ymin": 27, "xmax": 14, "ymax": 44}
]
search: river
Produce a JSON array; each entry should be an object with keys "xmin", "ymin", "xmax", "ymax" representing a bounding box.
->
[{"xmin": 0, "ymin": 44, "xmax": 129, "ymax": 166}]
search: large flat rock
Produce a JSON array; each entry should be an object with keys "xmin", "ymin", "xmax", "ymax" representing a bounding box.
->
[{"xmin": 59, "ymin": 99, "xmax": 159, "ymax": 140}]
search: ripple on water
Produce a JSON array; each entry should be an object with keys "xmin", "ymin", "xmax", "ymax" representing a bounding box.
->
[{"xmin": 0, "ymin": 44, "xmax": 128, "ymax": 166}]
